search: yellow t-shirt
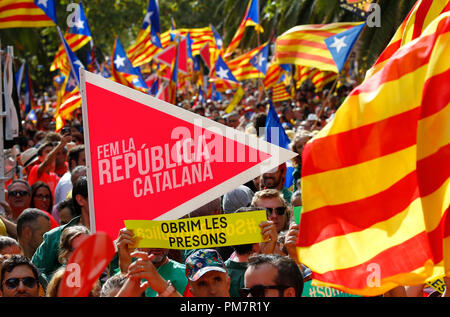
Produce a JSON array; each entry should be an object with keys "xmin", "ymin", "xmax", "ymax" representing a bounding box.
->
[{"xmin": 0, "ymin": 218, "xmax": 7, "ymax": 236}]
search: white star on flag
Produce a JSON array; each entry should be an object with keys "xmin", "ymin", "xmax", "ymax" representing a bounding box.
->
[
  {"xmin": 257, "ymin": 54, "xmax": 266, "ymax": 67},
  {"xmin": 216, "ymin": 67, "xmax": 230, "ymax": 79},
  {"xmin": 37, "ymin": 0, "xmax": 48, "ymax": 7},
  {"xmin": 329, "ymin": 36, "xmax": 348, "ymax": 53},
  {"xmin": 143, "ymin": 12, "xmax": 154, "ymax": 25},
  {"xmin": 216, "ymin": 38, "xmax": 223, "ymax": 47},
  {"xmin": 73, "ymin": 60, "xmax": 84, "ymax": 68},
  {"xmin": 114, "ymin": 55, "xmax": 126, "ymax": 69},
  {"xmin": 74, "ymin": 18, "xmax": 84, "ymax": 29}
]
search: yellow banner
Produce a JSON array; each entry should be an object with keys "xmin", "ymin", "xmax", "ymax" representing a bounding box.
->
[
  {"xmin": 224, "ymin": 86, "xmax": 245, "ymax": 114},
  {"xmin": 124, "ymin": 210, "xmax": 267, "ymax": 249}
]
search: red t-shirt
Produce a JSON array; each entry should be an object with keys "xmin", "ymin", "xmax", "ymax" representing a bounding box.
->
[{"xmin": 28, "ymin": 165, "xmax": 60, "ymax": 196}]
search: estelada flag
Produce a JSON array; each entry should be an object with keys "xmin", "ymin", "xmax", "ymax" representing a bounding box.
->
[
  {"xmin": 297, "ymin": 12, "xmax": 450, "ymax": 296},
  {"xmin": 0, "ymin": 0, "xmax": 56, "ymax": 29},
  {"xmin": 275, "ymin": 22, "xmax": 363, "ymax": 73}
]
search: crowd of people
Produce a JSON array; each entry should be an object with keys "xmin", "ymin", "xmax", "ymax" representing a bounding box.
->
[{"xmin": 0, "ymin": 77, "xmax": 445, "ymax": 298}]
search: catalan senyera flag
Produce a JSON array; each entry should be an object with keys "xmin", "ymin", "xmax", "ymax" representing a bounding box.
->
[
  {"xmin": 295, "ymin": 66, "xmax": 337, "ymax": 91},
  {"xmin": 297, "ymin": 11, "xmax": 450, "ymax": 296},
  {"xmin": 224, "ymin": 0, "xmax": 263, "ymax": 59},
  {"xmin": 0, "ymin": 0, "xmax": 56, "ymax": 29},
  {"xmin": 263, "ymin": 63, "xmax": 286, "ymax": 90},
  {"xmin": 275, "ymin": 22, "xmax": 363, "ymax": 73},
  {"xmin": 271, "ymin": 82, "xmax": 291, "ymax": 103},
  {"xmin": 50, "ymin": 3, "xmax": 92, "ymax": 73},
  {"xmin": 367, "ymin": 0, "xmax": 450, "ymax": 78}
]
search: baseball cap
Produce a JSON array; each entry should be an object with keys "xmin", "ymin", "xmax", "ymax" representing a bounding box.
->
[{"xmin": 185, "ymin": 249, "xmax": 227, "ymax": 281}]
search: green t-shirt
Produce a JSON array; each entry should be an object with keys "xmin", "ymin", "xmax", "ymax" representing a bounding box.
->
[
  {"xmin": 144, "ymin": 259, "xmax": 188, "ymax": 297},
  {"xmin": 225, "ymin": 259, "xmax": 248, "ymax": 297}
]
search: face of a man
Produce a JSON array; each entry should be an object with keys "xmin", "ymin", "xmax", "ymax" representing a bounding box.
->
[
  {"xmin": 0, "ymin": 265, "xmax": 39, "ymax": 297},
  {"xmin": 7, "ymin": 183, "xmax": 31, "ymax": 212},
  {"xmin": 254, "ymin": 197, "xmax": 287, "ymax": 233},
  {"xmin": 244, "ymin": 263, "xmax": 287, "ymax": 297},
  {"xmin": 190, "ymin": 271, "xmax": 230, "ymax": 297},
  {"xmin": 137, "ymin": 248, "xmax": 169, "ymax": 267},
  {"xmin": 261, "ymin": 169, "xmax": 284, "ymax": 190}
]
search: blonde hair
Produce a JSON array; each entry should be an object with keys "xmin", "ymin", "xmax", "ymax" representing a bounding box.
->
[
  {"xmin": 46, "ymin": 266, "xmax": 101, "ymax": 297},
  {"xmin": 251, "ymin": 189, "xmax": 292, "ymax": 231},
  {"xmin": 58, "ymin": 225, "xmax": 90, "ymax": 265}
]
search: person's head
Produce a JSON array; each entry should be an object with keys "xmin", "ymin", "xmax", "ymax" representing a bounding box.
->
[
  {"xmin": 100, "ymin": 274, "xmax": 127, "ymax": 297},
  {"xmin": 72, "ymin": 175, "xmax": 88, "ymax": 216},
  {"xmin": 67, "ymin": 145, "xmax": 85, "ymax": 171},
  {"xmin": 45, "ymin": 266, "xmax": 65, "ymax": 297},
  {"xmin": 261, "ymin": 164, "xmax": 287, "ymax": 191},
  {"xmin": 0, "ymin": 254, "xmax": 40, "ymax": 297},
  {"xmin": 242, "ymin": 254, "xmax": 303, "ymax": 297},
  {"xmin": 188, "ymin": 197, "xmax": 221, "ymax": 218},
  {"xmin": 57, "ymin": 199, "xmax": 78, "ymax": 225},
  {"xmin": 0, "ymin": 236, "xmax": 21, "ymax": 255},
  {"xmin": 290, "ymin": 130, "xmax": 312, "ymax": 167},
  {"xmin": 222, "ymin": 185, "xmax": 254, "ymax": 214},
  {"xmin": 7, "ymin": 180, "xmax": 32, "ymax": 219},
  {"xmin": 16, "ymin": 208, "xmax": 51, "ymax": 259},
  {"xmin": 291, "ymin": 190, "xmax": 302, "ymax": 208},
  {"xmin": 251, "ymin": 189, "xmax": 290, "ymax": 232},
  {"xmin": 30, "ymin": 181, "xmax": 53, "ymax": 213},
  {"xmin": 253, "ymin": 113, "xmax": 267, "ymax": 137},
  {"xmin": 19, "ymin": 147, "xmax": 39, "ymax": 175},
  {"xmin": 37, "ymin": 141, "xmax": 55, "ymax": 167},
  {"xmin": 136, "ymin": 248, "xmax": 169, "ymax": 268},
  {"xmin": 58, "ymin": 225, "xmax": 90, "ymax": 265},
  {"xmin": 224, "ymin": 112, "xmax": 239, "ymax": 129},
  {"xmin": 185, "ymin": 249, "xmax": 230, "ymax": 297},
  {"xmin": 71, "ymin": 165, "xmax": 87, "ymax": 186}
]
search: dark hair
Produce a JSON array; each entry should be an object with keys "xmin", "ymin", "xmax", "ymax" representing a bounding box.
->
[
  {"xmin": 68, "ymin": 145, "xmax": 85, "ymax": 170},
  {"xmin": 0, "ymin": 236, "xmax": 20, "ymax": 253},
  {"xmin": 0, "ymin": 255, "xmax": 39, "ymax": 287},
  {"xmin": 247, "ymin": 254, "xmax": 303, "ymax": 297},
  {"xmin": 37, "ymin": 142, "xmax": 54, "ymax": 156},
  {"xmin": 30, "ymin": 181, "xmax": 53, "ymax": 213},
  {"xmin": 16, "ymin": 208, "xmax": 50, "ymax": 238},
  {"xmin": 72, "ymin": 176, "xmax": 88, "ymax": 215},
  {"xmin": 7, "ymin": 179, "xmax": 32, "ymax": 194},
  {"xmin": 57, "ymin": 198, "xmax": 79, "ymax": 217}
]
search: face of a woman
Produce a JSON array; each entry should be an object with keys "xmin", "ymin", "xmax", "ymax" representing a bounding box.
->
[{"xmin": 33, "ymin": 187, "xmax": 51, "ymax": 212}]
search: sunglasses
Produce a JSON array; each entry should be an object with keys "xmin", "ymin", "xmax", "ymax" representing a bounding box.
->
[
  {"xmin": 265, "ymin": 206, "xmax": 287, "ymax": 216},
  {"xmin": 8, "ymin": 190, "xmax": 30, "ymax": 197},
  {"xmin": 3, "ymin": 277, "xmax": 37, "ymax": 289},
  {"xmin": 239, "ymin": 284, "xmax": 289, "ymax": 297}
]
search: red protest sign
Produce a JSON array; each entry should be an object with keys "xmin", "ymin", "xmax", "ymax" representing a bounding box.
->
[
  {"xmin": 80, "ymin": 70, "xmax": 296, "ymax": 240},
  {"xmin": 58, "ymin": 232, "xmax": 115, "ymax": 297}
]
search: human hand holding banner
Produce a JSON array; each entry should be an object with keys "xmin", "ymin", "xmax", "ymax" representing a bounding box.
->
[{"xmin": 124, "ymin": 210, "xmax": 268, "ymax": 249}]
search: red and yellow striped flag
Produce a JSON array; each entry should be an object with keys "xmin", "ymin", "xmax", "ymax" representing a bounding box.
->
[
  {"xmin": 367, "ymin": 0, "xmax": 450, "ymax": 78},
  {"xmin": 297, "ymin": 12, "xmax": 450, "ymax": 296},
  {"xmin": 271, "ymin": 82, "xmax": 291, "ymax": 103},
  {"xmin": 224, "ymin": 0, "xmax": 263, "ymax": 59},
  {"xmin": 295, "ymin": 66, "xmax": 337, "ymax": 91},
  {"xmin": 227, "ymin": 43, "xmax": 266, "ymax": 81},
  {"xmin": 263, "ymin": 63, "xmax": 284, "ymax": 90},
  {"xmin": 0, "ymin": 0, "xmax": 55, "ymax": 29},
  {"xmin": 274, "ymin": 22, "xmax": 363, "ymax": 73},
  {"xmin": 50, "ymin": 33, "xmax": 92, "ymax": 73}
]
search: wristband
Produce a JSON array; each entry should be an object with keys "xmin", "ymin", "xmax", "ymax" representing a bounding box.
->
[{"xmin": 158, "ymin": 281, "xmax": 176, "ymax": 297}]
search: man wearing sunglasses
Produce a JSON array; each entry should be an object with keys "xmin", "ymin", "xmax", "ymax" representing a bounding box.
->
[
  {"xmin": 4, "ymin": 180, "xmax": 32, "ymax": 221},
  {"xmin": 251, "ymin": 189, "xmax": 291, "ymax": 233},
  {"xmin": 0, "ymin": 254, "xmax": 40, "ymax": 297},
  {"xmin": 241, "ymin": 254, "xmax": 303, "ymax": 297}
]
